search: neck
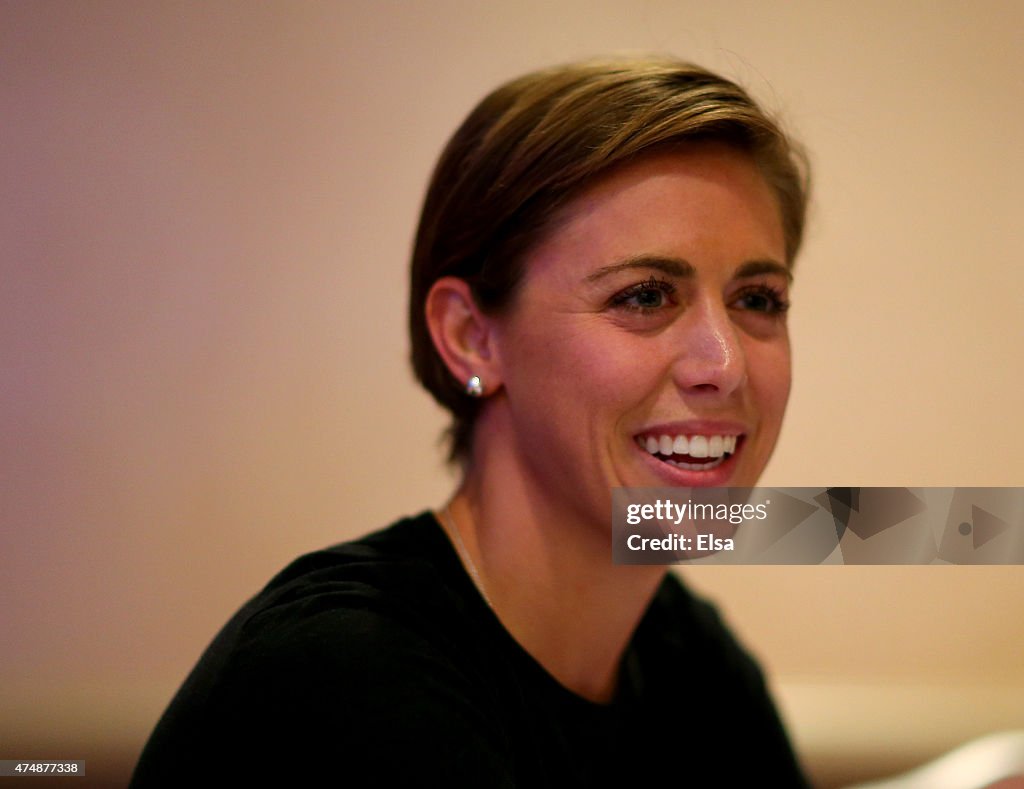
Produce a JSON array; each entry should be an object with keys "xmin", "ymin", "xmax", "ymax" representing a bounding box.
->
[{"xmin": 444, "ymin": 436, "xmax": 666, "ymax": 704}]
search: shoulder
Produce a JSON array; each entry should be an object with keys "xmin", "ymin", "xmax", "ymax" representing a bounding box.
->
[
  {"xmin": 631, "ymin": 571, "xmax": 773, "ymax": 716},
  {"xmin": 225, "ymin": 512, "xmax": 494, "ymax": 698},
  {"xmin": 240, "ymin": 512, "xmax": 470, "ymax": 643},
  {"xmin": 133, "ymin": 513, "xmax": 514, "ymax": 786},
  {"xmin": 641, "ymin": 571, "xmax": 755, "ymax": 652},
  {"xmin": 216, "ymin": 511, "xmax": 493, "ymax": 698},
  {"xmin": 632, "ymin": 572, "xmax": 811, "ymax": 786}
]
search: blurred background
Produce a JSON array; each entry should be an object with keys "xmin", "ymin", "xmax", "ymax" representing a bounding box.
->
[{"xmin": 2, "ymin": 1, "xmax": 1022, "ymax": 786}]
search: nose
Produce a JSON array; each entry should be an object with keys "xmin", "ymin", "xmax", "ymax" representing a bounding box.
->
[{"xmin": 670, "ymin": 297, "xmax": 746, "ymax": 398}]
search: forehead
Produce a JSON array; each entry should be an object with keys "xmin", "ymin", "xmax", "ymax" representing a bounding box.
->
[{"xmin": 525, "ymin": 144, "xmax": 787, "ymax": 281}]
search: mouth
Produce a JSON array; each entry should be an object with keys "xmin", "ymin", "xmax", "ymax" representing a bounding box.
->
[{"xmin": 634, "ymin": 432, "xmax": 742, "ymax": 473}]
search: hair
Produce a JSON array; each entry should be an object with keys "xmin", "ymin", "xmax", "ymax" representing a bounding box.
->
[{"xmin": 409, "ymin": 55, "xmax": 810, "ymax": 465}]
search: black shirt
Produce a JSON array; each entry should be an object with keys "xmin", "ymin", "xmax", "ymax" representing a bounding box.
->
[{"xmin": 132, "ymin": 512, "xmax": 809, "ymax": 786}]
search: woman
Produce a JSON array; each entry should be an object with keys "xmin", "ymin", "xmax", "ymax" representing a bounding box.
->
[{"xmin": 133, "ymin": 56, "xmax": 810, "ymax": 786}]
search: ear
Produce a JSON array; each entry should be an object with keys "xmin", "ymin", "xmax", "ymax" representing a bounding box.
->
[{"xmin": 424, "ymin": 277, "xmax": 502, "ymax": 397}]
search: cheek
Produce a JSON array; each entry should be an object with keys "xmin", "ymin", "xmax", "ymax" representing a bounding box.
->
[
  {"xmin": 503, "ymin": 321, "xmax": 646, "ymax": 421},
  {"xmin": 747, "ymin": 339, "xmax": 791, "ymax": 418},
  {"xmin": 564, "ymin": 330, "xmax": 660, "ymax": 416}
]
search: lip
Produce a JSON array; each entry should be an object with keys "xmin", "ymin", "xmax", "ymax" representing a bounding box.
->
[
  {"xmin": 634, "ymin": 419, "xmax": 747, "ymax": 439},
  {"xmin": 632, "ymin": 420, "xmax": 748, "ymax": 487}
]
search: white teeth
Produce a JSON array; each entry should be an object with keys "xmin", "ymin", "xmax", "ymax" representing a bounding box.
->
[
  {"xmin": 688, "ymin": 435, "xmax": 709, "ymax": 458},
  {"xmin": 638, "ymin": 433, "xmax": 741, "ymax": 463}
]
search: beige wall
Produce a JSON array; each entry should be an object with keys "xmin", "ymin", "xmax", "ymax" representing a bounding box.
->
[{"xmin": 3, "ymin": 1, "xmax": 1022, "ymax": 785}]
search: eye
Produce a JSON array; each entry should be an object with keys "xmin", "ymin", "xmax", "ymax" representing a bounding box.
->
[
  {"xmin": 732, "ymin": 285, "xmax": 790, "ymax": 315},
  {"xmin": 609, "ymin": 276, "xmax": 676, "ymax": 313}
]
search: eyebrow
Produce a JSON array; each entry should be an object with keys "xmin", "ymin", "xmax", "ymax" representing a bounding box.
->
[
  {"xmin": 584, "ymin": 255, "xmax": 792, "ymax": 284},
  {"xmin": 584, "ymin": 256, "xmax": 694, "ymax": 282},
  {"xmin": 734, "ymin": 260, "xmax": 793, "ymax": 284}
]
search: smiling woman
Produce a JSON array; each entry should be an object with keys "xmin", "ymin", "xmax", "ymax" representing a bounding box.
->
[
  {"xmin": 132, "ymin": 56, "xmax": 811, "ymax": 786},
  {"xmin": 461, "ymin": 146, "xmax": 793, "ymax": 504}
]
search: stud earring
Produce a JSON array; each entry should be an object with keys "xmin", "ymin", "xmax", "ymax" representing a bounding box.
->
[{"xmin": 465, "ymin": 375, "xmax": 484, "ymax": 397}]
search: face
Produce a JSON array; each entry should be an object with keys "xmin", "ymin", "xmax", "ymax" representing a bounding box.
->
[{"xmin": 486, "ymin": 144, "xmax": 792, "ymax": 527}]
